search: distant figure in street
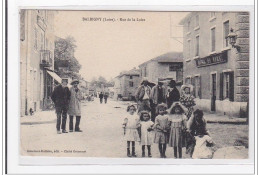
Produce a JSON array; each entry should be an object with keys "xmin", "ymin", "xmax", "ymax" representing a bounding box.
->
[
  {"xmin": 150, "ymin": 80, "xmax": 167, "ymax": 122},
  {"xmin": 122, "ymin": 105, "xmax": 140, "ymax": 157},
  {"xmin": 135, "ymin": 77, "xmax": 152, "ymax": 113},
  {"xmin": 166, "ymin": 80, "xmax": 180, "ymax": 108},
  {"xmin": 68, "ymin": 79, "xmax": 83, "ymax": 132},
  {"xmin": 104, "ymin": 93, "xmax": 108, "ymax": 104},
  {"xmin": 139, "ymin": 111, "xmax": 154, "ymax": 157},
  {"xmin": 99, "ymin": 92, "xmax": 104, "ymax": 104},
  {"xmin": 51, "ymin": 78, "xmax": 71, "ymax": 134}
]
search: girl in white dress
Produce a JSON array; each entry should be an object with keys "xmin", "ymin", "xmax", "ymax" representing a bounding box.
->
[
  {"xmin": 122, "ymin": 105, "xmax": 140, "ymax": 157},
  {"xmin": 192, "ymin": 134, "xmax": 214, "ymax": 159},
  {"xmin": 140, "ymin": 111, "xmax": 154, "ymax": 157}
]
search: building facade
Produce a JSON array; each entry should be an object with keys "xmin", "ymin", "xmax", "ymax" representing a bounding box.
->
[
  {"xmin": 138, "ymin": 52, "xmax": 183, "ymax": 84},
  {"xmin": 180, "ymin": 12, "xmax": 249, "ymax": 117},
  {"xmin": 114, "ymin": 68, "xmax": 141, "ymax": 100},
  {"xmin": 20, "ymin": 10, "xmax": 56, "ymax": 116}
]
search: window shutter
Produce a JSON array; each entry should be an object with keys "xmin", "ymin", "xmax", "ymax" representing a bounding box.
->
[
  {"xmin": 191, "ymin": 77, "xmax": 195, "ymax": 97},
  {"xmin": 219, "ymin": 72, "xmax": 224, "ymax": 100},
  {"xmin": 198, "ymin": 76, "xmax": 201, "ymax": 99},
  {"xmin": 229, "ymin": 71, "xmax": 234, "ymax": 101},
  {"xmin": 20, "ymin": 10, "xmax": 26, "ymax": 41}
]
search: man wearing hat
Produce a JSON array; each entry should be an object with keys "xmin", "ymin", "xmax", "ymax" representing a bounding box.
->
[
  {"xmin": 150, "ymin": 79, "xmax": 167, "ymax": 121},
  {"xmin": 166, "ymin": 80, "xmax": 180, "ymax": 108},
  {"xmin": 51, "ymin": 78, "xmax": 71, "ymax": 134},
  {"xmin": 135, "ymin": 77, "xmax": 152, "ymax": 113},
  {"xmin": 68, "ymin": 79, "xmax": 83, "ymax": 132}
]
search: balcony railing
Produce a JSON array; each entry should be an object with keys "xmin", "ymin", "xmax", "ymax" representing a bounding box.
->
[{"xmin": 40, "ymin": 50, "xmax": 52, "ymax": 67}]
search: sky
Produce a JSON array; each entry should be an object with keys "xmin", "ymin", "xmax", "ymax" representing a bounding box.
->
[{"xmin": 54, "ymin": 11, "xmax": 188, "ymax": 81}]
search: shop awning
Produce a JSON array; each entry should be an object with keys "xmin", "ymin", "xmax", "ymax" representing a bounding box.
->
[{"xmin": 47, "ymin": 71, "xmax": 62, "ymax": 83}]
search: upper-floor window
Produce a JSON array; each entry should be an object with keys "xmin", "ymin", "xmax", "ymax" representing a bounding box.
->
[
  {"xmin": 223, "ymin": 21, "xmax": 230, "ymax": 47},
  {"xmin": 129, "ymin": 81, "xmax": 134, "ymax": 87},
  {"xmin": 34, "ymin": 28, "xmax": 38, "ymax": 51},
  {"xmin": 195, "ymin": 15, "xmax": 199, "ymax": 27},
  {"xmin": 211, "ymin": 27, "xmax": 216, "ymax": 52},
  {"xmin": 210, "ymin": 12, "xmax": 216, "ymax": 18},
  {"xmin": 187, "ymin": 40, "xmax": 191, "ymax": 59},
  {"xmin": 195, "ymin": 36, "xmax": 199, "ymax": 57},
  {"xmin": 130, "ymin": 75, "xmax": 133, "ymax": 79},
  {"xmin": 187, "ymin": 21, "xmax": 190, "ymax": 31},
  {"xmin": 40, "ymin": 33, "xmax": 44, "ymax": 50}
]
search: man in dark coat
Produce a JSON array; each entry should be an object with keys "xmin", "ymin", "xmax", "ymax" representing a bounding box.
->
[
  {"xmin": 99, "ymin": 92, "xmax": 104, "ymax": 104},
  {"xmin": 51, "ymin": 78, "xmax": 71, "ymax": 134},
  {"xmin": 166, "ymin": 80, "xmax": 180, "ymax": 108},
  {"xmin": 150, "ymin": 80, "xmax": 167, "ymax": 121}
]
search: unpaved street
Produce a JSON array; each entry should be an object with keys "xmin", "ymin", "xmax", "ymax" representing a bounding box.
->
[{"xmin": 20, "ymin": 98, "xmax": 248, "ymax": 159}]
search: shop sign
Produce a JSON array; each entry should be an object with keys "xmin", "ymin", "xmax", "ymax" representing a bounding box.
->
[{"xmin": 195, "ymin": 50, "xmax": 228, "ymax": 68}]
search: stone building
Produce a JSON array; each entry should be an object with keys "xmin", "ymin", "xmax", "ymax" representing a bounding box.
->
[
  {"xmin": 114, "ymin": 68, "xmax": 141, "ymax": 100},
  {"xmin": 179, "ymin": 12, "xmax": 249, "ymax": 117},
  {"xmin": 20, "ymin": 10, "xmax": 57, "ymax": 116},
  {"xmin": 138, "ymin": 52, "xmax": 183, "ymax": 84}
]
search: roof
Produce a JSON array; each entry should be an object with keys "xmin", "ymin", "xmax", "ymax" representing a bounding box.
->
[
  {"xmin": 117, "ymin": 68, "xmax": 140, "ymax": 78},
  {"xmin": 139, "ymin": 52, "xmax": 183, "ymax": 67},
  {"xmin": 179, "ymin": 12, "xmax": 197, "ymax": 25}
]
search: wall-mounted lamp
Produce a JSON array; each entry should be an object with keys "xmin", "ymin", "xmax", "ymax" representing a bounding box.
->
[{"xmin": 227, "ymin": 28, "xmax": 240, "ymax": 52}]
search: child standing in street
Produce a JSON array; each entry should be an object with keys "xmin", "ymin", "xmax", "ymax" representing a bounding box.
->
[
  {"xmin": 192, "ymin": 134, "xmax": 214, "ymax": 159},
  {"xmin": 139, "ymin": 111, "xmax": 154, "ymax": 157},
  {"xmin": 168, "ymin": 102, "xmax": 187, "ymax": 159},
  {"xmin": 153, "ymin": 103, "xmax": 169, "ymax": 158},
  {"xmin": 122, "ymin": 105, "xmax": 140, "ymax": 157}
]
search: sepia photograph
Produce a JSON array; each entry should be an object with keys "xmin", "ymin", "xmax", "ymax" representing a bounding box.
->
[{"xmin": 19, "ymin": 10, "xmax": 250, "ymax": 160}]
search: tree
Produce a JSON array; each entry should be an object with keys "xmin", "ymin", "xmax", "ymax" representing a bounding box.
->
[{"xmin": 54, "ymin": 36, "xmax": 81, "ymax": 78}]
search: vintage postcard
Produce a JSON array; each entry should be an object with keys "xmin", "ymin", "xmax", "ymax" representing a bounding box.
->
[{"xmin": 20, "ymin": 10, "xmax": 251, "ymax": 160}]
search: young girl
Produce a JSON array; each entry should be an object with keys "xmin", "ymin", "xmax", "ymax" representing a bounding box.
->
[
  {"xmin": 153, "ymin": 103, "xmax": 169, "ymax": 158},
  {"xmin": 179, "ymin": 85, "xmax": 196, "ymax": 119},
  {"xmin": 122, "ymin": 105, "xmax": 140, "ymax": 157},
  {"xmin": 168, "ymin": 102, "xmax": 187, "ymax": 158},
  {"xmin": 139, "ymin": 111, "xmax": 154, "ymax": 157},
  {"xmin": 192, "ymin": 134, "xmax": 214, "ymax": 159}
]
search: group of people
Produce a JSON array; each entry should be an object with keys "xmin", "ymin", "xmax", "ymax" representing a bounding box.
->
[
  {"xmin": 51, "ymin": 78, "xmax": 83, "ymax": 134},
  {"xmin": 99, "ymin": 92, "xmax": 109, "ymax": 104},
  {"xmin": 122, "ymin": 77, "xmax": 214, "ymax": 159}
]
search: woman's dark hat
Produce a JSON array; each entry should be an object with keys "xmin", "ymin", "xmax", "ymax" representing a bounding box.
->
[
  {"xmin": 71, "ymin": 79, "xmax": 79, "ymax": 85},
  {"xmin": 169, "ymin": 80, "xmax": 176, "ymax": 86}
]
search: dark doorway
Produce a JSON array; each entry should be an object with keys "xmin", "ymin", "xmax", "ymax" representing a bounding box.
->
[{"xmin": 211, "ymin": 73, "xmax": 217, "ymax": 111}]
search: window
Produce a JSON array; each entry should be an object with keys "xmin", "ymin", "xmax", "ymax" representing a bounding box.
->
[
  {"xmin": 225, "ymin": 73, "xmax": 230, "ymax": 98},
  {"xmin": 195, "ymin": 15, "xmax": 199, "ymax": 27},
  {"xmin": 40, "ymin": 33, "xmax": 44, "ymax": 50},
  {"xmin": 46, "ymin": 39, "xmax": 48, "ymax": 50},
  {"xmin": 129, "ymin": 75, "xmax": 133, "ymax": 79},
  {"xmin": 34, "ymin": 28, "xmax": 38, "ymax": 50},
  {"xmin": 187, "ymin": 40, "xmax": 191, "ymax": 59},
  {"xmin": 194, "ymin": 76, "xmax": 201, "ymax": 98},
  {"xmin": 211, "ymin": 27, "xmax": 216, "ymax": 52},
  {"xmin": 169, "ymin": 65, "xmax": 175, "ymax": 72},
  {"xmin": 210, "ymin": 12, "xmax": 216, "ymax": 18},
  {"xmin": 20, "ymin": 10, "xmax": 26, "ymax": 41},
  {"xmin": 187, "ymin": 21, "xmax": 190, "ymax": 31},
  {"xmin": 223, "ymin": 21, "xmax": 230, "ymax": 47},
  {"xmin": 129, "ymin": 81, "xmax": 134, "ymax": 87},
  {"xmin": 221, "ymin": 71, "xmax": 234, "ymax": 101},
  {"xmin": 195, "ymin": 36, "xmax": 199, "ymax": 57},
  {"xmin": 185, "ymin": 77, "xmax": 191, "ymax": 84}
]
